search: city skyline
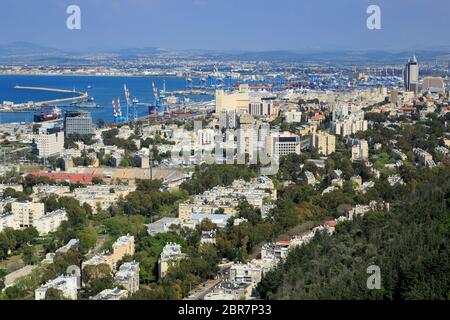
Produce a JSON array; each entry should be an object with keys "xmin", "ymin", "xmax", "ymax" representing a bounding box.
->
[{"xmin": 1, "ymin": 0, "xmax": 450, "ymax": 52}]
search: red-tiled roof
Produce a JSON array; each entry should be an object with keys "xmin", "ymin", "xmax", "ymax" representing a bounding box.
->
[
  {"xmin": 276, "ymin": 240, "xmax": 291, "ymax": 246},
  {"xmin": 399, "ymin": 107, "xmax": 417, "ymax": 111},
  {"xmin": 311, "ymin": 114, "xmax": 325, "ymax": 121},
  {"xmin": 30, "ymin": 172, "xmax": 104, "ymax": 185},
  {"xmin": 325, "ymin": 220, "xmax": 337, "ymax": 228}
]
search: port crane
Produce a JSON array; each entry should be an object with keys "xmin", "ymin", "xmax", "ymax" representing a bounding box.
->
[
  {"xmin": 112, "ymin": 97, "xmax": 125, "ymax": 123},
  {"xmin": 124, "ymin": 84, "xmax": 138, "ymax": 123}
]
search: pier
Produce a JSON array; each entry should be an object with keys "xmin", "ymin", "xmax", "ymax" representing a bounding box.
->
[{"xmin": 11, "ymin": 85, "xmax": 89, "ymax": 108}]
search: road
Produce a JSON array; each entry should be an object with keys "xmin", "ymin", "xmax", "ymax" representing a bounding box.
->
[
  {"xmin": 183, "ymin": 278, "xmax": 222, "ymax": 300},
  {"xmin": 184, "ymin": 265, "xmax": 232, "ymax": 300}
]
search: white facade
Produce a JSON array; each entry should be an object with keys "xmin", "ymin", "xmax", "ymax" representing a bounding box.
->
[
  {"xmin": 351, "ymin": 140, "xmax": 369, "ymax": 162},
  {"xmin": 34, "ymin": 209, "xmax": 68, "ymax": 236},
  {"xmin": 35, "ymin": 275, "xmax": 78, "ymax": 300},
  {"xmin": 114, "ymin": 261, "xmax": 140, "ymax": 294},
  {"xmin": 266, "ymin": 132, "xmax": 301, "ymax": 157},
  {"xmin": 32, "ymin": 125, "xmax": 64, "ymax": 158},
  {"xmin": 11, "ymin": 202, "xmax": 45, "ymax": 229}
]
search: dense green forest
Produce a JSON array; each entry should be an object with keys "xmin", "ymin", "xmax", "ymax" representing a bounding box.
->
[{"xmin": 257, "ymin": 163, "xmax": 450, "ymax": 299}]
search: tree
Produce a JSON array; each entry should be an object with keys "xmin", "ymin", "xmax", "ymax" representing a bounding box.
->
[
  {"xmin": 96, "ymin": 118, "xmax": 106, "ymax": 129},
  {"xmin": 76, "ymin": 226, "xmax": 97, "ymax": 254},
  {"xmin": 21, "ymin": 245, "xmax": 37, "ymax": 265},
  {"xmin": 237, "ymin": 201, "xmax": 262, "ymax": 225},
  {"xmin": 45, "ymin": 288, "xmax": 65, "ymax": 300},
  {"xmin": 82, "ymin": 264, "xmax": 114, "ymax": 294}
]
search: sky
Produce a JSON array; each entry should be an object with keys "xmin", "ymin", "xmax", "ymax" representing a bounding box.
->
[{"xmin": 0, "ymin": 0, "xmax": 449, "ymax": 52}]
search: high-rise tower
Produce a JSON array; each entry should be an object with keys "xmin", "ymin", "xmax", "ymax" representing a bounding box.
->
[{"xmin": 404, "ymin": 54, "xmax": 419, "ymax": 92}]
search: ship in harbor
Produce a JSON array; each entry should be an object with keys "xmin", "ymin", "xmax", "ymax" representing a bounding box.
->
[{"xmin": 33, "ymin": 107, "xmax": 62, "ymax": 123}]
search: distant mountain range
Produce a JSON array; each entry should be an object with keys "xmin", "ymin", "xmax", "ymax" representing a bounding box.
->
[{"xmin": 1, "ymin": 42, "xmax": 450, "ymax": 65}]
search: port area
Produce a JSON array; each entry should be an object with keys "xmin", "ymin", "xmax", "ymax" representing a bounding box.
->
[{"xmin": 1, "ymin": 86, "xmax": 89, "ymax": 112}]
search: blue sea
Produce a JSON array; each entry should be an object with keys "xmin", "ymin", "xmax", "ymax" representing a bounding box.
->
[{"xmin": 0, "ymin": 75, "xmax": 212, "ymax": 124}]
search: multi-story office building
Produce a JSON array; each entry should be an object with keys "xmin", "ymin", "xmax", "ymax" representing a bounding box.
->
[
  {"xmin": 215, "ymin": 84, "xmax": 250, "ymax": 114},
  {"xmin": 266, "ymin": 132, "xmax": 301, "ymax": 158},
  {"xmin": 422, "ymin": 76, "xmax": 445, "ymax": 93},
  {"xmin": 404, "ymin": 55, "xmax": 419, "ymax": 92},
  {"xmin": 248, "ymin": 97, "xmax": 274, "ymax": 117},
  {"xmin": 31, "ymin": 123, "xmax": 65, "ymax": 158},
  {"xmin": 64, "ymin": 110, "xmax": 95, "ymax": 136},
  {"xmin": 310, "ymin": 131, "xmax": 336, "ymax": 156}
]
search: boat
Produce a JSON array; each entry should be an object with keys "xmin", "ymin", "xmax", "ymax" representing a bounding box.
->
[
  {"xmin": 87, "ymin": 85, "xmax": 93, "ymax": 89},
  {"xmin": 33, "ymin": 107, "xmax": 62, "ymax": 123}
]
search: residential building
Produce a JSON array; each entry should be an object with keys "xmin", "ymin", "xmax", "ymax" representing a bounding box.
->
[
  {"xmin": 304, "ymin": 171, "xmax": 316, "ymax": 185},
  {"xmin": 203, "ymin": 281, "xmax": 252, "ymax": 300},
  {"xmin": 11, "ymin": 202, "xmax": 45, "ymax": 229},
  {"xmin": 310, "ymin": 131, "xmax": 336, "ymax": 156},
  {"xmin": 146, "ymin": 217, "xmax": 181, "ymax": 236},
  {"xmin": 56, "ymin": 239, "xmax": 80, "ymax": 254},
  {"xmin": 112, "ymin": 234, "xmax": 135, "ymax": 267},
  {"xmin": 200, "ymin": 230, "xmax": 216, "ymax": 245},
  {"xmin": 92, "ymin": 287, "xmax": 128, "ymax": 300},
  {"xmin": 35, "ymin": 275, "xmax": 78, "ymax": 300},
  {"xmin": 114, "ymin": 261, "xmax": 140, "ymax": 294},
  {"xmin": 33, "ymin": 209, "xmax": 68, "ymax": 236},
  {"xmin": 284, "ymin": 110, "xmax": 302, "ymax": 123},
  {"xmin": 229, "ymin": 262, "xmax": 262, "ymax": 285},
  {"xmin": 413, "ymin": 148, "xmax": 434, "ymax": 166},
  {"xmin": 158, "ymin": 242, "xmax": 185, "ymax": 278},
  {"xmin": 351, "ymin": 140, "xmax": 369, "ymax": 162}
]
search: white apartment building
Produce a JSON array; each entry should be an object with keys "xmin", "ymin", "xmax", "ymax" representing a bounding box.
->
[
  {"xmin": 92, "ymin": 287, "xmax": 128, "ymax": 300},
  {"xmin": 284, "ymin": 110, "xmax": 302, "ymax": 123},
  {"xmin": 331, "ymin": 117, "xmax": 368, "ymax": 137},
  {"xmin": 195, "ymin": 128, "xmax": 216, "ymax": 146},
  {"xmin": 35, "ymin": 275, "xmax": 78, "ymax": 300},
  {"xmin": 11, "ymin": 202, "xmax": 45, "ymax": 229},
  {"xmin": 229, "ymin": 262, "xmax": 263, "ymax": 285},
  {"xmin": 158, "ymin": 242, "xmax": 185, "ymax": 278},
  {"xmin": 351, "ymin": 140, "xmax": 369, "ymax": 162},
  {"xmin": 33, "ymin": 209, "xmax": 68, "ymax": 236},
  {"xmin": 114, "ymin": 261, "xmax": 140, "ymax": 294},
  {"xmin": 0, "ymin": 213, "xmax": 16, "ymax": 232}
]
